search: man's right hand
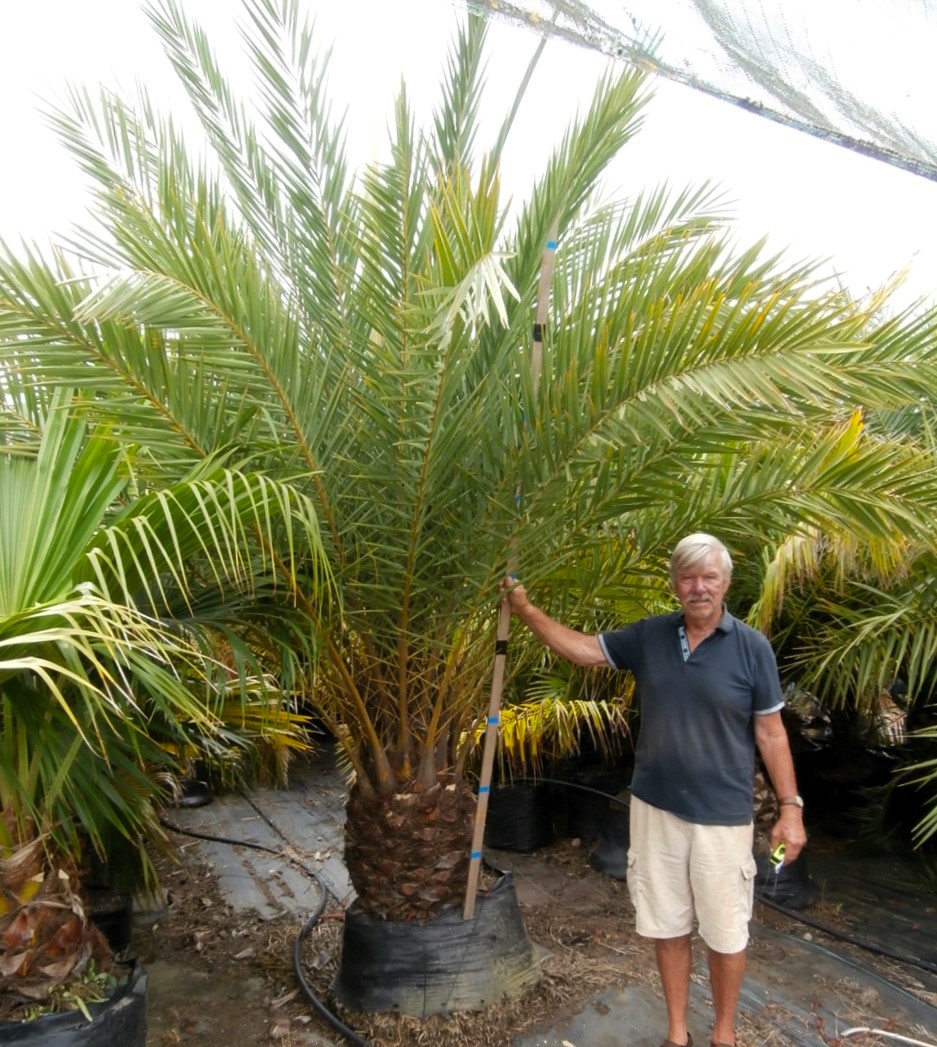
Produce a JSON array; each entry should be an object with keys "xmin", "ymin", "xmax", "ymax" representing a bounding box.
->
[
  {"xmin": 497, "ymin": 579, "xmax": 606, "ymax": 666},
  {"xmin": 499, "ymin": 576, "xmax": 529, "ymax": 615}
]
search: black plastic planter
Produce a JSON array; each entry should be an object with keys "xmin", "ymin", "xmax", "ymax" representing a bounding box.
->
[
  {"xmin": 333, "ymin": 875, "xmax": 540, "ymax": 1016},
  {"xmin": 0, "ymin": 963, "xmax": 147, "ymax": 1046},
  {"xmin": 484, "ymin": 783, "xmax": 554, "ymax": 852},
  {"xmin": 589, "ymin": 804, "xmax": 630, "ymax": 879},
  {"xmin": 552, "ymin": 768, "xmax": 629, "ymax": 841}
]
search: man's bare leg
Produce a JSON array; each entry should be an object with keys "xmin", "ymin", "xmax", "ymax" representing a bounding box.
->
[
  {"xmin": 655, "ymin": 935, "xmax": 692, "ymax": 1045},
  {"xmin": 707, "ymin": 947, "xmax": 745, "ymax": 1045}
]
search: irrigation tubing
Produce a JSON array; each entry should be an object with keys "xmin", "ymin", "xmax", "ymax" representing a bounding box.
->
[
  {"xmin": 756, "ymin": 892, "xmax": 937, "ymax": 977},
  {"xmin": 158, "ymin": 811, "xmax": 373, "ymax": 1047},
  {"xmin": 840, "ymin": 1030, "xmax": 937, "ymax": 1047},
  {"xmin": 291, "ymin": 887, "xmax": 370, "ymax": 1047},
  {"xmin": 506, "ymin": 775, "xmax": 630, "ymax": 808}
]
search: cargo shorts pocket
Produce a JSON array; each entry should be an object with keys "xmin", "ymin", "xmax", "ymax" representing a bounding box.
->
[{"xmin": 625, "ymin": 849, "xmax": 642, "ymax": 906}]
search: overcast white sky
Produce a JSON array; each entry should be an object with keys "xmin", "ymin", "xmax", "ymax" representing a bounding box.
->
[{"xmin": 2, "ymin": 0, "xmax": 936, "ymax": 310}]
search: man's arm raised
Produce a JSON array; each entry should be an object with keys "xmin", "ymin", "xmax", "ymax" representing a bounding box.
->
[{"xmin": 501, "ymin": 579, "xmax": 608, "ymax": 667}]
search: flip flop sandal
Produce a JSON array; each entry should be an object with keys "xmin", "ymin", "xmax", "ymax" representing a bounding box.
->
[{"xmin": 659, "ymin": 1037, "xmax": 693, "ymax": 1047}]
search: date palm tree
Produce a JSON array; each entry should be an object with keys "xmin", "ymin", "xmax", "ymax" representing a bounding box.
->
[{"xmin": 3, "ymin": 0, "xmax": 937, "ymax": 927}]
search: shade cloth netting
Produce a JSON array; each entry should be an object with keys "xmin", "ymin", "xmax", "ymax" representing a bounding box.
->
[{"xmin": 464, "ymin": 0, "xmax": 937, "ymax": 182}]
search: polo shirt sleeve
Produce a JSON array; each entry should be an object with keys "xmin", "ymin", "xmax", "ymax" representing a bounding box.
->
[
  {"xmin": 597, "ymin": 620, "xmax": 642, "ymax": 670},
  {"xmin": 751, "ymin": 632, "xmax": 785, "ymax": 715}
]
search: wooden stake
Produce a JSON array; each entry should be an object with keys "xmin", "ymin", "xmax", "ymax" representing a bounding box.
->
[{"xmin": 464, "ymin": 226, "xmax": 559, "ymax": 919}]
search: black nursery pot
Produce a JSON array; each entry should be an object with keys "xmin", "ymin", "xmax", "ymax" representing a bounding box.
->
[
  {"xmin": 483, "ymin": 783, "xmax": 554, "ymax": 852},
  {"xmin": 589, "ymin": 803, "xmax": 631, "ymax": 880},
  {"xmin": 754, "ymin": 852, "xmax": 817, "ymax": 910},
  {"xmin": 333, "ymin": 875, "xmax": 541, "ymax": 1016},
  {"xmin": 552, "ymin": 767, "xmax": 630, "ymax": 841},
  {"xmin": 0, "ymin": 963, "xmax": 147, "ymax": 1046}
]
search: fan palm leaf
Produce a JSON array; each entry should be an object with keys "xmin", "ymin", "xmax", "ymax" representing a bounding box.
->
[{"xmin": 0, "ymin": 387, "xmax": 329, "ymax": 850}]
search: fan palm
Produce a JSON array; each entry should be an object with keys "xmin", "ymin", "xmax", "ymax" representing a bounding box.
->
[
  {"xmin": 3, "ymin": 0, "xmax": 937, "ymax": 925},
  {"xmin": 0, "ymin": 389, "xmax": 327, "ymax": 1016}
]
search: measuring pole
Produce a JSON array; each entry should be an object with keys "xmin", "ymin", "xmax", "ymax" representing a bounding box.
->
[{"xmin": 463, "ymin": 227, "xmax": 559, "ymax": 920}]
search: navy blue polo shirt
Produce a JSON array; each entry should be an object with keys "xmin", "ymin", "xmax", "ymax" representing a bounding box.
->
[{"xmin": 598, "ymin": 609, "xmax": 784, "ymax": 825}]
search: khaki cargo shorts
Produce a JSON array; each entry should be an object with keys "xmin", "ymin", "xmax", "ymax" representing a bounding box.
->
[{"xmin": 626, "ymin": 795, "xmax": 757, "ymax": 954}]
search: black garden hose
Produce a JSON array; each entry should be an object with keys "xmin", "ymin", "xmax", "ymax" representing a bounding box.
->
[
  {"xmin": 291, "ymin": 894, "xmax": 370, "ymax": 1047},
  {"xmin": 756, "ymin": 892, "xmax": 937, "ymax": 977},
  {"xmin": 158, "ymin": 813, "xmax": 372, "ymax": 1047}
]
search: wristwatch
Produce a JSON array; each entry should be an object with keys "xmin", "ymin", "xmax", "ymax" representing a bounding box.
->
[{"xmin": 778, "ymin": 795, "xmax": 804, "ymax": 808}]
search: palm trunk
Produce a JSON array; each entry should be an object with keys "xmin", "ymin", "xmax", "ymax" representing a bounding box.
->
[
  {"xmin": 0, "ymin": 841, "xmax": 112, "ymax": 1020},
  {"xmin": 343, "ymin": 771, "xmax": 476, "ymax": 922}
]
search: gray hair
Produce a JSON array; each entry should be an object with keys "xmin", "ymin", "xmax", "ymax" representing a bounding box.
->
[{"xmin": 670, "ymin": 533, "xmax": 733, "ymax": 583}]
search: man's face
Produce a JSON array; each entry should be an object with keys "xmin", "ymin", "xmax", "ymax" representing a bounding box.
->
[{"xmin": 672, "ymin": 551, "xmax": 730, "ymax": 628}]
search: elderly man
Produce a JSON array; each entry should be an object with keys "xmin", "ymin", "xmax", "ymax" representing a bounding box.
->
[{"xmin": 502, "ymin": 533, "xmax": 807, "ymax": 1047}]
